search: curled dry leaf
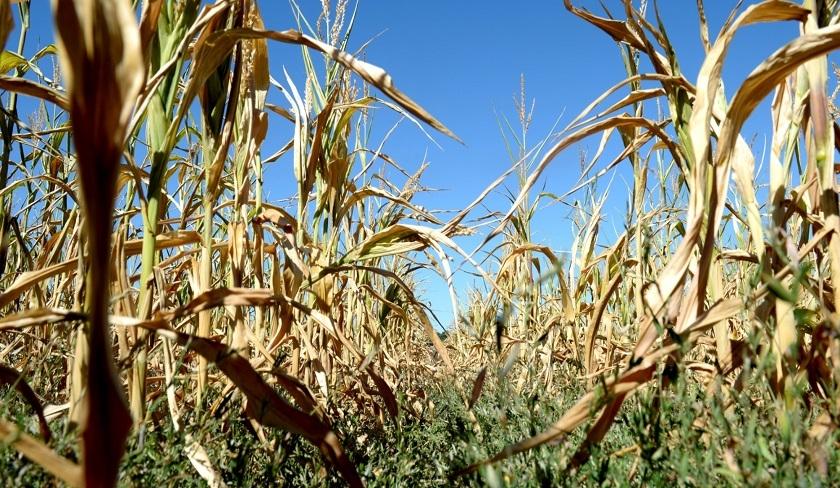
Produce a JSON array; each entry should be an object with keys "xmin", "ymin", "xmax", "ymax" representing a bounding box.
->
[
  {"xmin": 184, "ymin": 434, "xmax": 228, "ymax": 488},
  {"xmin": 0, "ymin": 77, "xmax": 68, "ymax": 109},
  {"xmin": 116, "ymin": 316, "xmax": 363, "ymax": 487},
  {"xmin": 0, "ymin": 307, "xmax": 82, "ymax": 330},
  {"xmin": 468, "ymin": 366, "xmax": 488, "ymax": 410},
  {"xmin": 0, "ymin": 420, "xmax": 82, "ymax": 487},
  {"xmin": 197, "ymin": 27, "xmax": 460, "ymax": 143},
  {"xmin": 0, "ymin": 364, "xmax": 51, "ymax": 441},
  {"xmin": 367, "ymin": 367, "xmax": 399, "ymax": 419}
]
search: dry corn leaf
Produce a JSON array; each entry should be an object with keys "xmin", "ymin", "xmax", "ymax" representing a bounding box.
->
[
  {"xmin": 117, "ymin": 317, "xmax": 362, "ymax": 487},
  {"xmin": 0, "ymin": 307, "xmax": 82, "ymax": 331},
  {"xmin": 0, "ymin": 420, "xmax": 82, "ymax": 487},
  {"xmin": 341, "ymin": 225, "xmax": 426, "ymax": 263},
  {"xmin": 690, "ymin": 0, "xmax": 809, "ymax": 169},
  {"xmin": 367, "ymin": 367, "xmax": 399, "ymax": 419},
  {"xmin": 717, "ymin": 22, "xmax": 840, "ymax": 164},
  {"xmin": 271, "ymin": 369, "xmax": 320, "ymax": 414},
  {"xmin": 207, "ymin": 28, "xmax": 460, "ymax": 142},
  {"xmin": 0, "ymin": 77, "xmax": 68, "ymax": 109},
  {"xmin": 184, "ymin": 435, "xmax": 228, "ymax": 488},
  {"xmin": 564, "ymin": 74, "xmax": 694, "ymax": 132},
  {"xmin": 573, "ymin": 88, "xmax": 667, "ymax": 130},
  {"xmin": 138, "ymin": 0, "xmax": 164, "ymax": 65},
  {"xmin": 562, "ymin": 0, "xmax": 646, "ymax": 51},
  {"xmin": 583, "ymin": 272, "xmax": 624, "ymax": 376},
  {"xmin": 484, "ymin": 115, "xmax": 681, "ymax": 246},
  {"xmin": 468, "ymin": 366, "xmax": 488, "ymax": 410},
  {"xmin": 0, "ymin": 261, "xmax": 76, "ymax": 308},
  {"xmin": 0, "ymin": 231, "xmax": 200, "ymax": 309},
  {"xmin": 0, "ymin": 364, "xmax": 51, "ymax": 442}
]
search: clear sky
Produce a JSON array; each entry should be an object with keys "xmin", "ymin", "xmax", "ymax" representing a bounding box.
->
[
  {"xmin": 259, "ymin": 1, "xmax": 804, "ymax": 325},
  {"xmin": 9, "ymin": 1, "xmax": 819, "ymax": 327}
]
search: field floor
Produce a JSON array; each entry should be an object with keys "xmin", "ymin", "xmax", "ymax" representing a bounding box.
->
[{"xmin": 3, "ymin": 365, "xmax": 838, "ymax": 486}]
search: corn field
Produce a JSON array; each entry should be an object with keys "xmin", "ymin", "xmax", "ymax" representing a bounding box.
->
[{"xmin": 0, "ymin": 0, "xmax": 838, "ymax": 486}]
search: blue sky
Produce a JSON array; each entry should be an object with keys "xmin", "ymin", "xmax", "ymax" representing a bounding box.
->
[
  {"xmin": 8, "ymin": 1, "xmax": 818, "ymax": 327},
  {"xmin": 259, "ymin": 1, "xmax": 804, "ymax": 325}
]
